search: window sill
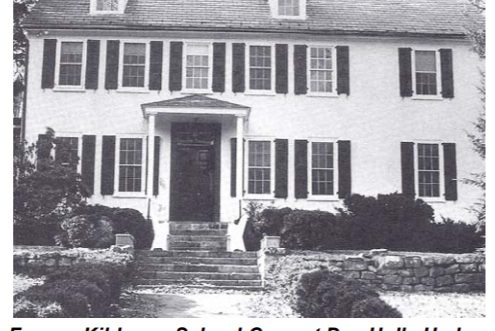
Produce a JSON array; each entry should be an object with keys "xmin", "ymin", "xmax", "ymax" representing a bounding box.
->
[
  {"xmin": 52, "ymin": 86, "xmax": 86, "ymax": 93},
  {"xmin": 116, "ymin": 88, "xmax": 150, "ymax": 94},
  {"xmin": 243, "ymin": 195, "xmax": 275, "ymax": 202},
  {"xmin": 307, "ymin": 93, "xmax": 339, "ymax": 98},
  {"xmin": 181, "ymin": 90, "xmax": 213, "ymax": 95},
  {"xmin": 411, "ymin": 95, "xmax": 444, "ymax": 101},
  {"xmin": 417, "ymin": 197, "xmax": 446, "ymax": 204},
  {"xmin": 307, "ymin": 195, "xmax": 340, "ymax": 202},
  {"xmin": 112, "ymin": 193, "xmax": 148, "ymax": 199},
  {"xmin": 244, "ymin": 90, "xmax": 276, "ymax": 96}
]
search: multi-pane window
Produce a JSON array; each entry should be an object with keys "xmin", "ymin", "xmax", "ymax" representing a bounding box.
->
[
  {"xmin": 119, "ymin": 138, "xmax": 143, "ymax": 192},
  {"xmin": 311, "ymin": 142, "xmax": 334, "ymax": 195},
  {"xmin": 56, "ymin": 137, "xmax": 79, "ymax": 169},
  {"xmin": 417, "ymin": 143, "xmax": 441, "ymax": 197},
  {"xmin": 248, "ymin": 141, "xmax": 271, "ymax": 194},
  {"xmin": 415, "ymin": 51, "xmax": 437, "ymax": 95},
  {"xmin": 278, "ymin": 0, "xmax": 300, "ymax": 16},
  {"xmin": 185, "ymin": 44, "xmax": 210, "ymax": 90},
  {"xmin": 249, "ymin": 46, "xmax": 272, "ymax": 90},
  {"xmin": 59, "ymin": 42, "xmax": 83, "ymax": 86},
  {"xmin": 122, "ymin": 43, "xmax": 146, "ymax": 88},
  {"xmin": 309, "ymin": 47, "xmax": 334, "ymax": 93},
  {"xmin": 96, "ymin": 0, "xmax": 119, "ymax": 11}
]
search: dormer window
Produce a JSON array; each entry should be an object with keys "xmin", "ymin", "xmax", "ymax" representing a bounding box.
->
[
  {"xmin": 273, "ymin": 0, "xmax": 306, "ymax": 19},
  {"xmin": 97, "ymin": 0, "xmax": 119, "ymax": 12}
]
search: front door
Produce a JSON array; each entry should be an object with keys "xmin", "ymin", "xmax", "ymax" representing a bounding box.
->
[{"xmin": 170, "ymin": 122, "xmax": 220, "ymax": 222}]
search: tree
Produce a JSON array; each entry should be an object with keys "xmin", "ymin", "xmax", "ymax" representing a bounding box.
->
[
  {"xmin": 464, "ymin": 0, "xmax": 485, "ymax": 230},
  {"xmin": 14, "ymin": 129, "xmax": 90, "ymax": 245}
]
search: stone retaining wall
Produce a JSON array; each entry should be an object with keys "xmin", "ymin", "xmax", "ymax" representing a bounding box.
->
[
  {"xmin": 14, "ymin": 245, "xmax": 134, "ymax": 276},
  {"xmin": 260, "ymin": 248, "xmax": 485, "ymax": 293}
]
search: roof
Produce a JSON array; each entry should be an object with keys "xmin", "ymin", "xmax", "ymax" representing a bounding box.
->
[
  {"xmin": 141, "ymin": 94, "xmax": 251, "ymax": 110},
  {"xmin": 23, "ymin": 0, "xmax": 482, "ymax": 38}
]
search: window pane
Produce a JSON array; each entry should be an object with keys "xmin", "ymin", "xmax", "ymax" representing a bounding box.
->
[
  {"xmin": 123, "ymin": 43, "xmax": 146, "ymax": 87},
  {"xmin": 309, "ymin": 47, "xmax": 333, "ymax": 93},
  {"xmin": 278, "ymin": 0, "xmax": 300, "ymax": 16},
  {"xmin": 119, "ymin": 138, "xmax": 143, "ymax": 192},
  {"xmin": 248, "ymin": 141, "xmax": 271, "ymax": 194},
  {"xmin": 249, "ymin": 46, "xmax": 272, "ymax": 90},
  {"xmin": 415, "ymin": 51, "xmax": 436, "ymax": 72},
  {"xmin": 185, "ymin": 44, "xmax": 210, "ymax": 90},
  {"xmin": 56, "ymin": 137, "xmax": 79, "ymax": 169},
  {"xmin": 59, "ymin": 42, "xmax": 83, "ymax": 86},
  {"xmin": 417, "ymin": 143, "xmax": 440, "ymax": 197},
  {"xmin": 311, "ymin": 142, "xmax": 334, "ymax": 195},
  {"xmin": 97, "ymin": 0, "xmax": 119, "ymax": 11}
]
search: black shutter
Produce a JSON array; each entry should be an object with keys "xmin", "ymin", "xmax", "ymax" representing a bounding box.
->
[
  {"xmin": 101, "ymin": 135, "xmax": 116, "ymax": 195},
  {"xmin": 294, "ymin": 45, "xmax": 307, "ymax": 95},
  {"xmin": 149, "ymin": 41, "xmax": 163, "ymax": 91},
  {"xmin": 213, "ymin": 42, "xmax": 226, "ymax": 92},
  {"xmin": 153, "ymin": 136, "xmax": 160, "ymax": 196},
  {"xmin": 41, "ymin": 39, "xmax": 57, "ymax": 89},
  {"xmin": 337, "ymin": 140, "xmax": 351, "ymax": 198},
  {"xmin": 230, "ymin": 138, "xmax": 237, "ymax": 197},
  {"xmin": 85, "ymin": 40, "xmax": 100, "ymax": 90},
  {"xmin": 440, "ymin": 49, "xmax": 454, "ymax": 98},
  {"xmin": 36, "ymin": 134, "xmax": 51, "ymax": 160},
  {"xmin": 401, "ymin": 142, "xmax": 415, "ymax": 198},
  {"xmin": 105, "ymin": 40, "xmax": 120, "ymax": 90},
  {"xmin": 295, "ymin": 140, "xmax": 308, "ymax": 199},
  {"xmin": 169, "ymin": 41, "xmax": 183, "ymax": 91},
  {"xmin": 399, "ymin": 48, "xmax": 413, "ymax": 97},
  {"xmin": 443, "ymin": 143, "xmax": 458, "ymax": 201},
  {"xmin": 275, "ymin": 139, "xmax": 289, "ymax": 198},
  {"xmin": 336, "ymin": 46, "xmax": 350, "ymax": 95},
  {"xmin": 275, "ymin": 44, "xmax": 289, "ymax": 94},
  {"xmin": 232, "ymin": 43, "xmax": 245, "ymax": 93},
  {"xmin": 81, "ymin": 135, "xmax": 96, "ymax": 195}
]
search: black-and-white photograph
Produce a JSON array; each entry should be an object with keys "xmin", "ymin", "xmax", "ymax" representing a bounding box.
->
[{"xmin": 12, "ymin": 0, "xmax": 486, "ymax": 320}]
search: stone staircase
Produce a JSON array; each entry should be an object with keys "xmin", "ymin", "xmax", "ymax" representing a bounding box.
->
[{"xmin": 133, "ymin": 222, "xmax": 262, "ymax": 290}]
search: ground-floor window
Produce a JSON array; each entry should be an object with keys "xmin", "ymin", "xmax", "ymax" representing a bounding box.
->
[
  {"xmin": 118, "ymin": 138, "xmax": 143, "ymax": 193},
  {"xmin": 55, "ymin": 136, "xmax": 79, "ymax": 170},
  {"xmin": 247, "ymin": 140, "xmax": 272, "ymax": 194},
  {"xmin": 417, "ymin": 143, "xmax": 441, "ymax": 197},
  {"xmin": 310, "ymin": 141, "xmax": 335, "ymax": 196}
]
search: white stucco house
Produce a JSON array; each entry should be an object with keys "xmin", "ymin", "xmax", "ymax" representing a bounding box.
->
[{"xmin": 22, "ymin": 0, "xmax": 484, "ymax": 250}]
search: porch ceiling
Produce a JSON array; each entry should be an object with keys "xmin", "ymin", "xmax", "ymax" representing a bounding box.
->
[{"xmin": 141, "ymin": 94, "xmax": 250, "ymax": 118}]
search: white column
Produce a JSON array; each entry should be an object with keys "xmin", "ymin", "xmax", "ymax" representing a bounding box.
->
[
  {"xmin": 147, "ymin": 113, "xmax": 156, "ymax": 199},
  {"xmin": 236, "ymin": 116, "xmax": 244, "ymax": 198}
]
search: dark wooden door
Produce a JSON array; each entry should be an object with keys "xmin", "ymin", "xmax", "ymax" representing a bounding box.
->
[{"xmin": 170, "ymin": 123, "xmax": 220, "ymax": 222}]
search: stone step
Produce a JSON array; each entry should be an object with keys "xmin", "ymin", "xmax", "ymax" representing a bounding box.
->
[
  {"xmin": 168, "ymin": 241, "xmax": 227, "ymax": 251},
  {"xmin": 136, "ymin": 256, "xmax": 258, "ymax": 265},
  {"xmin": 136, "ymin": 250, "xmax": 257, "ymax": 259},
  {"xmin": 169, "ymin": 222, "xmax": 228, "ymax": 232},
  {"xmin": 168, "ymin": 235, "xmax": 228, "ymax": 242},
  {"xmin": 136, "ymin": 271, "xmax": 261, "ymax": 281},
  {"xmin": 169, "ymin": 229, "xmax": 228, "ymax": 236},
  {"xmin": 136, "ymin": 263, "xmax": 259, "ymax": 273},
  {"xmin": 133, "ymin": 279, "xmax": 263, "ymax": 287},
  {"xmin": 134, "ymin": 284, "xmax": 263, "ymax": 291}
]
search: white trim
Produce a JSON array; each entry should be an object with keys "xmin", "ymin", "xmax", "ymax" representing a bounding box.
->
[
  {"xmin": 245, "ymin": 43, "xmax": 276, "ymax": 94},
  {"xmin": 54, "ymin": 39, "xmax": 87, "ymax": 90},
  {"xmin": 306, "ymin": 45, "xmax": 338, "ymax": 97},
  {"xmin": 244, "ymin": 137, "xmax": 276, "ymax": 199},
  {"xmin": 413, "ymin": 140, "xmax": 445, "ymax": 202},
  {"xmin": 182, "ymin": 42, "xmax": 213, "ymax": 93},
  {"xmin": 114, "ymin": 134, "xmax": 148, "ymax": 197},
  {"xmin": 411, "ymin": 48, "xmax": 442, "ymax": 98},
  {"xmin": 142, "ymin": 107, "xmax": 250, "ymax": 118},
  {"xmin": 307, "ymin": 139, "xmax": 339, "ymax": 200},
  {"xmin": 118, "ymin": 41, "xmax": 150, "ymax": 91}
]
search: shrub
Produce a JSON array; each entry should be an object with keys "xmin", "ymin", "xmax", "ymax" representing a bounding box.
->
[
  {"xmin": 423, "ymin": 218, "xmax": 484, "ymax": 253},
  {"xmin": 242, "ymin": 202, "xmax": 264, "ymax": 251},
  {"xmin": 16, "ymin": 262, "xmax": 126, "ymax": 317},
  {"xmin": 295, "ymin": 269, "xmax": 401, "ymax": 318},
  {"xmin": 69, "ymin": 205, "xmax": 154, "ymax": 249},
  {"xmin": 13, "ymin": 297, "xmax": 64, "ymax": 318},
  {"xmin": 257, "ymin": 207, "xmax": 293, "ymax": 237},
  {"xmin": 56, "ymin": 215, "xmax": 114, "ymax": 248},
  {"xmin": 350, "ymin": 297, "xmax": 402, "ymax": 318}
]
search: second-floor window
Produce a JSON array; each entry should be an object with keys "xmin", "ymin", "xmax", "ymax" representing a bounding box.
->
[
  {"xmin": 417, "ymin": 143, "xmax": 441, "ymax": 198},
  {"xmin": 185, "ymin": 43, "xmax": 211, "ymax": 90},
  {"xmin": 59, "ymin": 42, "xmax": 84, "ymax": 87},
  {"xmin": 122, "ymin": 43, "xmax": 146, "ymax": 88},
  {"xmin": 249, "ymin": 46, "xmax": 272, "ymax": 91},
  {"xmin": 414, "ymin": 50, "xmax": 438, "ymax": 96},
  {"xmin": 278, "ymin": 0, "xmax": 300, "ymax": 16},
  {"xmin": 96, "ymin": 0, "xmax": 119, "ymax": 12},
  {"xmin": 309, "ymin": 47, "xmax": 335, "ymax": 94},
  {"xmin": 248, "ymin": 141, "xmax": 272, "ymax": 194}
]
